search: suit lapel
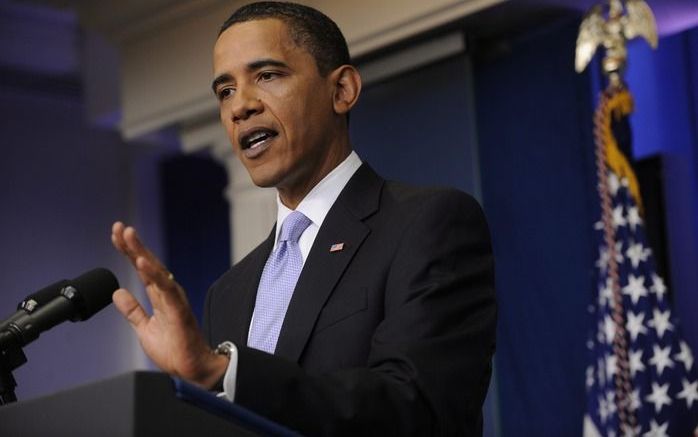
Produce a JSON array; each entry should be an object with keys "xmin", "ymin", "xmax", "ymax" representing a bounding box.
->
[{"xmin": 274, "ymin": 164, "xmax": 384, "ymax": 362}]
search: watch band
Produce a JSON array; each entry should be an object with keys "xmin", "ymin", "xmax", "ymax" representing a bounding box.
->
[{"xmin": 213, "ymin": 341, "xmax": 238, "ymax": 400}]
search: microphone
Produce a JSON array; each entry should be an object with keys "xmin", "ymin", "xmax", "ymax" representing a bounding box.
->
[
  {"xmin": 0, "ymin": 280, "xmax": 70, "ymax": 334},
  {"xmin": 19, "ymin": 280, "xmax": 71, "ymax": 312},
  {"xmin": 0, "ymin": 268, "xmax": 119, "ymax": 351}
]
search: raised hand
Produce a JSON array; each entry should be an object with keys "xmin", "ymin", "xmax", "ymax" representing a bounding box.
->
[{"xmin": 110, "ymin": 221, "xmax": 228, "ymax": 388}]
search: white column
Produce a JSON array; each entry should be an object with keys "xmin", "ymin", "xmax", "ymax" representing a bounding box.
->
[{"xmin": 180, "ymin": 119, "xmax": 276, "ymax": 264}]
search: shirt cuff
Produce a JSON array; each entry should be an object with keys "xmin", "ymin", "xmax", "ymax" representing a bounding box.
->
[{"xmin": 215, "ymin": 341, "xmax": 239, "ymax": 402}]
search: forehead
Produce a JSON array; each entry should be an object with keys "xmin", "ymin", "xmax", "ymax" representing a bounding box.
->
[{"xmin": 213, "ymin": 18, "xmax": 306, "ymax": 73}]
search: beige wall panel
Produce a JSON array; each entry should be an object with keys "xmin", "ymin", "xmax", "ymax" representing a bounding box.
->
[
  {"xmin": 120, "ymin": 4, "xmax": 236, "ymax": 138},
  {"xmin": 316, "ymin": 0, "xmax": 504, "ymax": 55},
  {"xmin": 119, "ymin": 0, "xmax": 505, "ymax": 139}
]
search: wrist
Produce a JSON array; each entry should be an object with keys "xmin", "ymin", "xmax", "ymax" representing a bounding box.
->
[{"xmin": 193, "ymin": 348, "xmax": 230, "ymax": 389}]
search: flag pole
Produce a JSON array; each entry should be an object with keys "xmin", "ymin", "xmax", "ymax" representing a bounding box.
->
[{"xmin": 576, "ymin": 1, "xmax": 658, "ymax": 435}]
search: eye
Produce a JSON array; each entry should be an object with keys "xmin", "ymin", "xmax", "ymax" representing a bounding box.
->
[
  {"xmin": 217, "ymin": 87, "xmax": 235, "ymax": 101},
  {"xmin": 259, "ymin": 71, "xmax": 280, "ymax": 82}
]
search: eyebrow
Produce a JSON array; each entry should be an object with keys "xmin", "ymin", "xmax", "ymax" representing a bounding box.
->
[{"xmin": 211, "ymin": 58, "xmax": 290, "ymax": 94}]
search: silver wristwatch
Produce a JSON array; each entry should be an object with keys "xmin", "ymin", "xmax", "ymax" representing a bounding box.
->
[{"xmin": 214, "ymin": 341, "xmax": 235, "ymax": 358}]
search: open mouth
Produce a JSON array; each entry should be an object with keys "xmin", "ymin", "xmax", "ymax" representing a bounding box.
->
[{"xmin": 240, "ymin": 128, "xmax": 278, "ymax": 150}]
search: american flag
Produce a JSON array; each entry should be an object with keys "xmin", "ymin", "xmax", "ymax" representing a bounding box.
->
[{"xmin": 584, "ymin": 89, "xmax": 698, "ymax": 437}]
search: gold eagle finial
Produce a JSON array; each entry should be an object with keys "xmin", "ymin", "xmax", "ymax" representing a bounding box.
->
[{"xmin": 575, "ymin": 0, "xmax": 658, "ymax": 85}]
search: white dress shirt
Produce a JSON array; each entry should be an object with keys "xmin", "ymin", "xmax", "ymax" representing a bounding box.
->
[{"xmin": 220, "ymin": 151, "xmax": 362, "ymax": 401}]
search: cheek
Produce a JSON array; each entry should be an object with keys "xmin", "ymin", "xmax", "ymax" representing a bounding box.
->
[
  {"xmin": 219, "ymin": 104, "xmax": 234, "ymax": 130},
  {"xmin": 266, "ymin": 78, "xmax": 324, "ymax": 115},
  {"xmin": 219, "ymin": 105, "xmax": 230, "ymax": 129}
]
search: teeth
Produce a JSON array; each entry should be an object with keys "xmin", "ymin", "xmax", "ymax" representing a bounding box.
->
[
  {"xmin": 249, "ymin": 132, "xmax": 269, "ymax": 143},
  {"xmin": 243, "ymin": 130, "xmax": 276, "ymax": 149}
]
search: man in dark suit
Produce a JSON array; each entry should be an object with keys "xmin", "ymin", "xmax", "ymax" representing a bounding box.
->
[{"xmin": 111, "ymin": 2, "xmax": 496, "ymax": 435}]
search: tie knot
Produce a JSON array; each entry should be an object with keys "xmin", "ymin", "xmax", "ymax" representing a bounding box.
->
[{"xmin": 279, "ymin": 211, "xmax": 312, "ymax": 244}]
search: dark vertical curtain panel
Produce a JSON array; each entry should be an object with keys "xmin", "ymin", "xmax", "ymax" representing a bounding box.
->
[
  {"xmin": 474, "ymin": 18, "xmax": 598, "ymax": 436},
  {"xmin": 161, "ymin": 154, "xmax": 231, "ymax": 324}
]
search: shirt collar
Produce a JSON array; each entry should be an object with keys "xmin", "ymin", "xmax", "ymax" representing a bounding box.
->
[{"xmin": 275, "ymin": 151, "xmax": 362, "ymax": 243}]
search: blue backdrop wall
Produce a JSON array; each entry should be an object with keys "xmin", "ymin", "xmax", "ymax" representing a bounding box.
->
[{"xmin": 474, "ymin": 18, "xmax": 598, "ymax": 436}]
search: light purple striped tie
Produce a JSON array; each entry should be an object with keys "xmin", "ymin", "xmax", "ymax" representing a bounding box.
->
[{"xmin": 248, "ymin": 211, "xmax": 312, "ymax": 353}]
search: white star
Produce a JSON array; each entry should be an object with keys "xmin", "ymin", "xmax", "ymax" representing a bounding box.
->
[
  {"xmin": 586, "ymin": 365, "xmax": 595, "ymax": 389},
  {"xmin": 626, "ymin": 311, "xmax": 648, "ymax": 342},
  {"xmin": 626, "ymin": 242, "xmax": 650, "ymax": 269},
  {"xmin": 605, "ymin": 390, "xmax": 617, "ymax": 416},
  {"xmin": 606, "ymin": 354, "xmax": 618, "ymax": 380},
  {"xmin": 604, "ymin": 315, "xmax": 617, "ymax": 345},
  {"xmin": 598, "ymin": 394, "xmax": 609, "ymax": 423},
  {"xmin": 649, "ymin": 274, "xmax": 667, "ymax": 301},
  {"xmin": 622, "ymin": 274, "xmax": 648, "ymax": 305},
  {"xmin": 596, "ymin": 246, "xmax": 610, "ymax": 272},
  {"xmin": 594, "ymin": 220, "xmax": 605, "ymax": 230},
  {"xmin": 612, "ymin": 242, "xmax": 624, "ymax": 264},
  {"xmin": 674, "ymin": 341, "xmax": 694, "ymax": 371},
  {"xmin": 677, "ymin": 379, "xmax": 698, "ymax": 408},
  {"xmin": 626, "ymin": 206, "xmax": 643, "ymax": 232},
  {"xmin": 597, "ymin": 357, "xmax": 607, "ymax": 387},
  {"xmin": 642, "ymin": 419, "xmax": 669, "ymax": 437},
  {"xmin": 629, "ymin": 349, "xmax": 646, "ymax": 377},
  {"xmin": 612, "ymin": 205, "xmax": 627, "ymax": 229},
  {"xmin": 628, "ymin": 389, "xmax": 641, "ymax": 412},
  {"xmin": 622, "ymin": 424, "xmax": 641, "ymax": 437},
  {"xmin": 598, "ymin": 278, "xmax": 614, "ymax": 308},
  {"xmin": 649, "ymin": 345, "xmax": 674, "ymax": 377},
  {"xmin": 647, "ymin": 308, "xmax": 674, "ymax": 339},
  {"xmin": 645, "ymin": 382, "xmax": 672, "ymax": 414},
  {"xmin": 608, "ymin": 173, "xmax": 621, "ymax": 196},
  {"xmin": 597, "ymin": 321, "xmax": 606, "ymax": 344}
]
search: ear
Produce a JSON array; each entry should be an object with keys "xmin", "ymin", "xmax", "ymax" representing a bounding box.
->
[{"xmin": 330, "ymin": 65, "xmax": 362, "ymax": 115}]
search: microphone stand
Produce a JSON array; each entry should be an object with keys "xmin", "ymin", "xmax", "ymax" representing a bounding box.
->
[{"xmin": 0, "ymin": 332, "xmax": 26, "ymax": 405}]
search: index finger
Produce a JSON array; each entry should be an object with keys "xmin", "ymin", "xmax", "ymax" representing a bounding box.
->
[
  {"xmin": 111, "ymin": 221, "xmax": 130, "ymax": 257},
  {"xmin": 122, "ymin": 226, "xmax": 169, "ymax": 273}
]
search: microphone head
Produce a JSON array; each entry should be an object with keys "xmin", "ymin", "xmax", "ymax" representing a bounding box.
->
[
  {"xmin": 19, "ymin": 280, "xmax": 70, "ymax": 312},
  {"xmin": 61, "ymin": 268, "xmax": 119, "ymax": 321}
]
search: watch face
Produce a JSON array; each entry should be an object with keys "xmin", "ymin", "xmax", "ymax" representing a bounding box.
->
[{"xmin": 216, "ymin": 341, "xmax": 235, "ymax": 357}]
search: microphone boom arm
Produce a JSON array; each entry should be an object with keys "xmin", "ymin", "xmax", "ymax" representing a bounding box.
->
[{"xmin": 0, "ymin": 334, "xmax": 26, "ymax": 405}]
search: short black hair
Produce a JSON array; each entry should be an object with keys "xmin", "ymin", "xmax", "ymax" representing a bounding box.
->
[{"xmin": 219, "ymin": 2, "xmax": 351, "ymax": 76}]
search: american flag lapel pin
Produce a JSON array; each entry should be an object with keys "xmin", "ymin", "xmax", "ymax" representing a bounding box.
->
[{"xmin": 330, "ymin": 242, "xmax": 345, "ymax": 253}]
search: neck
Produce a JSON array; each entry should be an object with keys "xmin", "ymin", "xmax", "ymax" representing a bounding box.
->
[{"xmin": 277, "ymin": 143, "xmax": 351, "ymax": 210}]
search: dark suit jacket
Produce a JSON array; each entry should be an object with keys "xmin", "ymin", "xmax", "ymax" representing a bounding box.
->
[{"xmin": 204, "ymin": 164, "xmax": 496, "ymax": 436}]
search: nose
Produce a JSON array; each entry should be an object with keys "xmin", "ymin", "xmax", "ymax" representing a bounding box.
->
[{"xmin": 231, "ymin": 87, "xmax": 263, "ymax": 123}]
